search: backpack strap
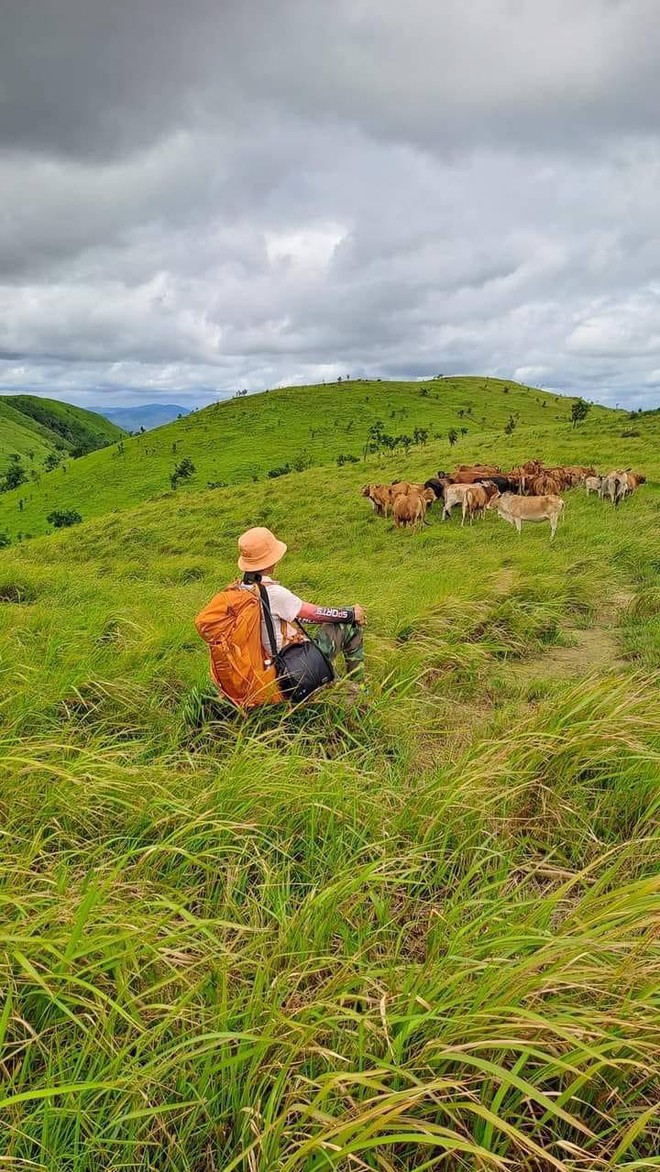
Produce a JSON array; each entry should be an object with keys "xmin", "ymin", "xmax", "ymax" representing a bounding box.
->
[{"xmin": 257, "ymin": 583, "xmax": 279, "ymax": 661}]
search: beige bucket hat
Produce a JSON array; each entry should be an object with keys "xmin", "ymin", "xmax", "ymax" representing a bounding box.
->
[{"xmin": 237, "ymin": 526, "xmax": 288, "ymax": 572}]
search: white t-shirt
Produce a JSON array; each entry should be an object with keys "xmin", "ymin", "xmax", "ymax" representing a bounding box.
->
[{"xmin": 242, "ymin": 577, "xmax": 305, "ymax": 654}]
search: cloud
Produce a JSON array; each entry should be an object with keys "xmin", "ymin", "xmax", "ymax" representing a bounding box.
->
[{"xmin": 1, "ymin": 0, "xmax": 660, "ymax": 408}]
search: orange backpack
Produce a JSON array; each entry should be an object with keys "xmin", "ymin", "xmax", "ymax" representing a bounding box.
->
[{"xmin": 194, "ymin": 583, "xmax": 284, "ymax": 709}]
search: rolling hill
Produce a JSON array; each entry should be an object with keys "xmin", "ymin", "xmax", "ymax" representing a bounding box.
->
[
  {"xmin": 0, "ymin": 397, "xmax": 658, "ymax": 1167},
  {"xmin": 0, "ymin": 376, "xmax": 619, "ymax": 539},
  {"xmin": 0, "ymin": 393, "xmax": 124, "ymax": 475}
]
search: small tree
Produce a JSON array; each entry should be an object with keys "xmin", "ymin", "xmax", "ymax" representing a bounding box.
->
[
  {"xmin": 170, "ymin": 457, "xmax": 196, "ymax": 489},
  {"xmin": 44, "ymin": 452, "xmax": 61, "ymax": 472},
  {"xmin": 571, "ymin": 398, "xmax": 591, "ymax": 428},
  {"xmin": 447, "ymin": 428, "xmax": 458, "ymax": 447},
  {"xmin": 2, "ymin": 458, "xmax": 28, "ymax": 492},
  {"xmin": 0, "ymin": 531, "xmax": 10, "ymax": 549},
  {"xmin": 413, "ymin": 426, "xmax": 429, "ymax": 446},
  {"xmin": 47, "ymin": 508, "xmax": 82, "ymax": 529},
  {"xmin": 504, "ymin": 414, "xmax": 516, "ymax": 436}
]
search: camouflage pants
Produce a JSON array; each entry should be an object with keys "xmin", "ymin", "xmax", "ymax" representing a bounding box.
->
[{"xmin": 310, "ymin": 621, "xmax": 365, "ymax": 680}]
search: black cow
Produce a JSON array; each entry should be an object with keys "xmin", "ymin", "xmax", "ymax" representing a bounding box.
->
[
  {"xmin": 481, "ymin": 474, "xmax": 519, "ymax": 494},
  {"xmin": 424, "ymin": 477, "xmax": 447, "ymax": 500}
]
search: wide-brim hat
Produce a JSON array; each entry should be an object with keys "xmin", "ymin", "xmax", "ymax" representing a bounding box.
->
[{"xmin": 237, "ymin": 526, "xmax": 288, "ymax": 572}]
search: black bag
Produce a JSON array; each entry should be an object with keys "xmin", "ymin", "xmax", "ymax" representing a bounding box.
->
[{"xmin": 258, "ymin": 584, "xmax": 335, "ymax": 703}]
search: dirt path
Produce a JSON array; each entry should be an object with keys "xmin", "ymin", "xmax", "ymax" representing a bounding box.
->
[{"xmin": 511, "ymin": 590, "xmax": 633, "ymax": 682}]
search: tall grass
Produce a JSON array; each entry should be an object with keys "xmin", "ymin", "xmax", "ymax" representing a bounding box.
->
[{"xmin": 1, "ymin": 410, "xmax": 659, "ymax": 1167}]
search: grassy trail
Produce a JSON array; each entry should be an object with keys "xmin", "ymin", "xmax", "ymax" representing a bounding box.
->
[{"xmin": 0, "ymin": 405, "xmax": 658, "ymax": 1167}]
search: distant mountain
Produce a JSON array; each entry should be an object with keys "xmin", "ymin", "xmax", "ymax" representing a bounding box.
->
[
  {"xmin": 98, "ymin": 404, "xmax": 190, "ymax": 432},
  {"xmin": 0, "ymin": 394, "xmax": 124, "ymax": 473}
]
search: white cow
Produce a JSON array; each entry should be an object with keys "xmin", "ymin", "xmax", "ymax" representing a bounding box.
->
[
  {"xmin": 600, "ymin": 471, "xmax": 627, "ymax": 505},
  {"xmin": 489, "ymin": 492, "xmax": 565, "ymax": 540},
  {"xmin": 584, "ymin": 475, "xmax": 602, "ymax": 495},
  {"xmin": 442, "ymin": 483, "xmax": 472, "ymax": 522}
]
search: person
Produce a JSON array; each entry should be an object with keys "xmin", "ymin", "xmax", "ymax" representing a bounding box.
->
[{"xmin": 237, "ymin": 526, "xmax": 366, "ymax": 684}]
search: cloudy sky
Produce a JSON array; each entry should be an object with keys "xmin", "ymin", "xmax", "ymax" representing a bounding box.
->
[{"xmin": 2, "ymin": 0, "xmax": 660, "ymax": 411}]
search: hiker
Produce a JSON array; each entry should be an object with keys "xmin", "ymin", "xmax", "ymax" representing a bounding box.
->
[
  {"xmin": 195, "ymin": 526, "xmax": 366, "ymax": 708},
  {"xmin": 238, "ymin": 525, "xmax": 366, "ymax": 676}
]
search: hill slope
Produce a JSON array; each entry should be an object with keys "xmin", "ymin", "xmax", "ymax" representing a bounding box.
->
[
  {"xmin": 0, "ymin": 394, "xmax": 125, "ymax": 478},
  {"xmin": 0, "ymin": 398, "xmax": 65, "ymax": 473},
  {"xmin": 0, "ymin": 394, "xmax": 124, "ymax": 453},
  {"xmin": 0, "ymin": 408, "xmax": 657, "ymax": 1167},
  {"xmin": 0, "ymin": 377, "xmax": 618, "ymax": 538}
]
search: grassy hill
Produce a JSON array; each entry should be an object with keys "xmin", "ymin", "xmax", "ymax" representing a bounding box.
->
[
  {"xmin": 0, "ymin": 394, "xmax": 658, "ymax": 1167},
  {"xmin": 0, "ymin": 377, "xmax": 617, "ymax": 539},
  {"xmin": 0, "ymin": 394, "xmax": 124, "ymax": 475},
  {"xmin": 0, "ymin": 398, "xmax": 64, "ymax": 472}
]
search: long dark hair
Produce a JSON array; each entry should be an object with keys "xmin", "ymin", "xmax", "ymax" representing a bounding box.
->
[{"xmin": 242, "ymin": 571, "xmax": 263, "ymax": 585}]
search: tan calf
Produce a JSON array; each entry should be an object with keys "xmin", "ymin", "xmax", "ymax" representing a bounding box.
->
[{"xmin": 489, "ymin": 491, "xmax": 565, "ymax": 539}]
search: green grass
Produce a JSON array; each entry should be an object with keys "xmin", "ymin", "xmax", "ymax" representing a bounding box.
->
[
  {"xmin": 0, "ymin": 392, "xmax": 658, "ymax": 1168},
  {"xmin": 0, "ymin": 376, "xmax": 617, "ymax": 540}
]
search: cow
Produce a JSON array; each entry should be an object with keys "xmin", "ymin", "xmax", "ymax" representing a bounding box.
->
[
  {"xmin": 547, "ymin": 467, "xmax": 571, "ymax": 490},
  {"xmin": 424, "ymin": 477, "xmax": 448, "ymax": 500},
  {"xmin": 488, "ymin": 491, "xmax": 565, "ymax": 539},
  {"xmin": 485, "ymin": 474, "xmax": 521, "ymax": 494},
  {"xmin": 584, "ymin": 475, "xmax": 602, "ymax": 495},
  {"xmin": 393, "ymin": 488, "xmax": 434, "ymax": 529},
  {"xmin": 462, "ymin": 482, "xmax": 497, "ymax": 525},
  {"xmin": 601, "ymin": 471, "xmax": 628, "ymax": 506},
  {"xmin": 623, "ymin": 471, "xmax": 646, "ymax": 493},
  {"xmin": 568, "ymin": 465, "xmax": 597, "ymax": 485},
  {"xmin": 442, "ymin": 483, "xmax": 473, "ymax": 521},
  {"xmin": 361, "ymin": 484, "xmax": 391, "ymax": 516},
  {"xmin": 438, "ymin": 465, "xmax": 500, "ymax": 484},
  {"xmin": 530, "ymin": 473, "xmax": 561, "ymax": 496}
]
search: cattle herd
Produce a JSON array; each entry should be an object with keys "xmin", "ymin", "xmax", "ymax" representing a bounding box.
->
[{"xmin": 361, "ymin": 459, "xmax": 646, "ymax": 540}]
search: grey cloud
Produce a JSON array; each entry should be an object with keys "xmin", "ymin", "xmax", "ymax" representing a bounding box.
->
[{"xmin": 1, "ymin": 1, "xmax": 660, "ymax": 410}]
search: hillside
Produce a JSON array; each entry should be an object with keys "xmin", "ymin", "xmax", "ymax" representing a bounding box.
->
[
  {"xmin": 0, "ymin": 394, "xmax": 124, "ymax": 478},
  {"xmin": 0, "ymin": 402, "xmax": 658, "ymax": 1167},
  {"xmin": 0, "ymin": 377, "xmax": 618, "ymax": 539},
  {"xmin": 0, "ymin": 398, "xmax": 64, "ymax": 472}
]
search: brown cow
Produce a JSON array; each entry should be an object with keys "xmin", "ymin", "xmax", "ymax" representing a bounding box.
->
[
  {"xmin": 447, "ymin": 468, "xmax": 499, "ymax": 484},
  {"xmin": 462, "ymin": 483, "xmax": 494, "ymax": 525},
  {"xmin": 624, "ymin": 472, "xmax": 646, "ymax": 492},
  {"xmin": 530, "ymin": 473, "xmax": 561, "ymax": 496},
  {"xmin": 393, "ymin": 488, "xmax": 433, "ymax": 529},
  {"xmin": 361, "ymin": 484, "xmax": 390, "ymax": 516}
]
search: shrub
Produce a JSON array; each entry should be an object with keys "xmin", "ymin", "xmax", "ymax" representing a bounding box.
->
[
  {"xmin": 0, "ymin": 532, "xmax": 10, "ymax": 549},
  {"xmin": 170, "ymin": 458, "xmax": 196, "ymax": 489},
  {"xmin": 621, "ymin": 428, "xmax": 641, "ymax": 438},
  {"xmin": 447, "ymin": 428, "xmax": 458, "ymax": 447},
  {"xmin": 1, "ymin": 457, "xmax": 28, "ymax": 492},
  {"xmin": 46, "ymin": 509, "xmax": 82, "ymax": 529},
  {"xmin": 337, "ymin": 453, "xmax": 360, "ymax": 466}
]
